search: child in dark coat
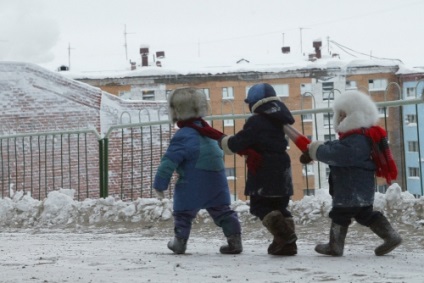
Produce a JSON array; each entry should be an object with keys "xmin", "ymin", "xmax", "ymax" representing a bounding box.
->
[
  {"xmin": 153, "ymin": 87, "xmax": 242, "ymax": 255},
  {"xmin": 301, "ymin": 90, "xmax": 402, "ymax": 256},
  {"xmin": 220, "ymin": 83, "xmax": 297, "ymax": 256}
]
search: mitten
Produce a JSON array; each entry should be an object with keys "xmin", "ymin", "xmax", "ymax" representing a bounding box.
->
[
  {"xmin": 238, "ymin": 149, "xmax": 263, "ymax": 174},
  {"xmin": 155, "ymin": 189, "xmax": 165, "ymax": 200},
  {"xmin": 299, "ymin": 151, "xmax": 313, "ymax": 164}
]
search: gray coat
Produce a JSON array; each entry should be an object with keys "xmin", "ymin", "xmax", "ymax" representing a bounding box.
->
[{"xmin": 313, "ymin": 133, "xmax": 376, "ymax": 207}]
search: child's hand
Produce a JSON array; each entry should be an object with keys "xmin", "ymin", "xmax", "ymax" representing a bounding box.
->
[
  {"xmin": 299, "ymin": 151, "xmax": 313, "ymax": 164},
  {"xmin": 155, "ymin": 189, "xmax": 165, "ymax": 200}
]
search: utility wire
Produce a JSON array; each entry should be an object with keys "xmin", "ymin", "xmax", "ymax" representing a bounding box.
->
[{"xmin": 329, "ymin": 40, "xmax": 403, "ymax": 63}]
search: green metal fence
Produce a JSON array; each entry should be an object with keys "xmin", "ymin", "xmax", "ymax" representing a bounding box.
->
[{"xmin": 1, "ymin": 96, "xmax": 423, "ymax": 201}]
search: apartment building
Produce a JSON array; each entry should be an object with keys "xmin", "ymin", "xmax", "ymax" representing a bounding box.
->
[{"xmin": 399, "ymin": 72, "xmax": 424, "ymax": 197}]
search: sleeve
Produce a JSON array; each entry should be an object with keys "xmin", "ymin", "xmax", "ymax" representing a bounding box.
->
[
  {"xmin": 315, "ymin": 137, "xmax": 371, "ymax": 167},
  {"xmin": 223, "ymin": 120, "xmax": 258, "ymax": 154},
  {"xmin": 153, "ymin": 132, "xmax": 190, "ymax": 191}
]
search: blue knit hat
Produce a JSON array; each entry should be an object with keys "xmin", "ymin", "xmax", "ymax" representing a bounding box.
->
[{"xmin": 245, "ymin": 83, "xmax": 277, "ymax": 111}]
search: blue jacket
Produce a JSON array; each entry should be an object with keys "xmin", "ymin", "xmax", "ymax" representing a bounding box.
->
[
  {"xmin": 315, "ymin": 134, "xmax": 376, "ymax": 207},
  {"xmin": 153, "ymin": 126, "xmax": 230, "ymax": 211}
]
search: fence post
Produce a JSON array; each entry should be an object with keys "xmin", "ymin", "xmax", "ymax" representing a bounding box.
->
[{"xmin": 99, "ymin": 138, "xmax": 109, "ymax": 198}]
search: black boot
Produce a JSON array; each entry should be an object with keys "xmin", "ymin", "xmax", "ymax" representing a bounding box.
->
[
  {"xmin": 315, "ymin": 222, "xmax": 348, "ymax": 256},
  {"xmin": 269, "ymin": 217, "xmax": 297, "ymax": 256},
  {"xmin": 262, "ymin": 211, "xmax": 297, "ymax": 255},
  {"xmin": 168, "ymin": 237, "xmax": 187, "ymax": 254},
  {"xmin": 220, "ymin": 234, "xmax": 243, "ymax": 254},
  {"xmin": 369, "ymin": 215, "xmax": 402, "ymax": 256}
]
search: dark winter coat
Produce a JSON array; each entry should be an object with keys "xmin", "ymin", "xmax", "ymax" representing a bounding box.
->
[
  {"xmin": 223, "ymin": 100, "xmax": 295, "ymax": 197},
  {"xmin": 153, "ymin": 125, "xmax": 231, "ymax": 211},
  {"xmin": 314, "ymin": 133, "xmax": 376, "ymax": 207}
]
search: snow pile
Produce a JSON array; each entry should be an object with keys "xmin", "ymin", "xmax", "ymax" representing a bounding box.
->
[{"xmin": 1, "ymin": 183, "xmax": 423, "ymax": 229}]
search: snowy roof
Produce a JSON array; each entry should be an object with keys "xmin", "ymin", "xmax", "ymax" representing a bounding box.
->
[{"xmin": 59, "ymin": 53, "xmax": 424, "ymax": 80}]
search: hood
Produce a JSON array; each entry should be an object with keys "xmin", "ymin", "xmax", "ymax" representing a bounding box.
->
[
  {"xmin": 254, "ymin": 99, "xmax": 295, "ymax": 125},
  {"xmin": 333, "ymin": 90, "xmax": 379, "ymax": 133}
]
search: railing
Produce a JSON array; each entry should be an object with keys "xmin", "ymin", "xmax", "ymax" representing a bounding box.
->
[{"xmin": 1, "ymin": 96, "xmax": 424, "ymax": 201}]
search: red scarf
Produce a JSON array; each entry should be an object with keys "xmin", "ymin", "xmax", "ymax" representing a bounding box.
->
[
  {"xmin": 339, "ymin": 126, "xmax": 398, "ymax": 184},
  {"xmin": 177, "ymin": 118, "xmax": 262, "ymax": 174}
]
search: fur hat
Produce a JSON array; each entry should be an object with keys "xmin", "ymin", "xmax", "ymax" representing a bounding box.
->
[
  {"xmin": 333, "ymin": 90, "xmax": 379, "ymax": 133},
  {"xmin": 245, "ymin": 83, "xmax": 279, "ymax": 112},
  {"xmin": 168, "ymin": 88, "xmax": 209, "ymax": 122}
]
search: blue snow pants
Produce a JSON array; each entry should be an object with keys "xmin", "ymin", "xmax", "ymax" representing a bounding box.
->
[{"xmin": 172, "ymin": 205, "xmax": 241, "ymax": 239}]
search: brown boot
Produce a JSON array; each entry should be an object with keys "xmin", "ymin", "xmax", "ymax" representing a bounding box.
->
[
  {"xmin": 315, "ymin": 222, "xmax": 348, "ymax": 256},
  {"xmin": 262, "ymin": 211, "xmax": 297, "ymax": 256},
  {"xmin": 369, "ymin": 215, "xmax": 402, "ymax": 256}
]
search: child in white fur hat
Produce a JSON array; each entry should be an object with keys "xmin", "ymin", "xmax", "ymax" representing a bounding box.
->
[{"xmin": 301, "ymin": 90, "xmax": 402, "ymax": 256}]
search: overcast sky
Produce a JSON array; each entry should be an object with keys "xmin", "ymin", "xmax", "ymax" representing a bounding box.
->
[{"xmin": 1, "ymin": 0, "xmax": 423, "ymax": 72}]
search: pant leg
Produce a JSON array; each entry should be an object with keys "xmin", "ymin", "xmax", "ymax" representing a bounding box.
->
[
  {"xmin": 353, "ymin": 206, "xmax": 383, "ymax": 227},
  {"xmin": 250, "ymin": 195, "xmax": 292, "ymax": 220},
  {"xmin": 173, "ymin": 209, "xmax": 199, "ymax": 239},
  {"xmin": 329, "ymin": 207, "xmax": 356, "ymax": 227},
  {"xmin": 207, "ymin": 205, "xmax": 241, "ymax": 237}
]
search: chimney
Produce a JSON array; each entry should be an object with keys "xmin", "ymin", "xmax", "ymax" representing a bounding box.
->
[
  {"xmin": 140, "ymin": 45, "xmax": 150, "ymax": 67},
  {"xmin": 313, "ymin": 40, "xmax": 322, "ymax": 59},
  {"xmin": 281, "ymin": 46, "xmax": 290, "ymax": 54},
  {"xmin": 156, "ymin": 51, "xmax": 165, "ymax": 59},
  {"xmin": 130, "ymin": 60, "xmax": 136, "ymax": 70}
]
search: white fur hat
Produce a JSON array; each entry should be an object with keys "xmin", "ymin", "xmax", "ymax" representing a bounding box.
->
[
  {"xmin": 333, "ymin": 90, "xmax": 379, "ymax": 133},
  {"xmin": 168, "ymin": 88, "xmax": 209, "ymax": 122}
]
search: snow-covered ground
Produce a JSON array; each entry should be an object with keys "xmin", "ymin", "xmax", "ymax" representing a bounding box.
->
[{"xmin": 1, "ymin": 183, "xmax": 423, "ymax": 283}]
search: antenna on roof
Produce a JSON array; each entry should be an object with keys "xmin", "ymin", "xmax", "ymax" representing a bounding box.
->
[
  {"xmin": 68, "ymin": 43, "xmax": 75, "ymax": 70},
  {"xmin": 123, "ymin": 24, "xmax": 135, "ymax": 60},
  {"xmin": 299, "ymin": 27, "xmax": 310, "ymax": 55}
]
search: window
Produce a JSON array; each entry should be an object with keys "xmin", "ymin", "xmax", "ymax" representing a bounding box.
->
[
  {"xmin": 323, "ymin": 113, "xmax": 333, "ymax": 128},
  {"xmin": 324, "ymin": 134, "xmax": 335, "ymax": 141},
  {"xmin": 303, "ymin": 188, "xmax": 315, "ymax": 196},
  {"xmin": 222, "ymin": 87, "xmax": 234, "ymax": 100},
  {"xmin": 376, "ymin": 184, "xmax": 387, "ymax": 193},
  {"xmin": 273, "ymin": 84, "xmax": 289, "ymax": 97},
  {"xmin": 225, "ymin": 168, "xmax": 235, "ymax": 178},
  {"xmin": 224, "ymin": 119, "xmax": 234, "ymax": 127},
  {"xmin": 300, "ymin": 83, "xmax": 312, "ymax": 94},
  {"xmin": 202, "ymin": 88, "xmax": 210, "ymax": 100},
  {"xmin": 142, "ymin": 90, "xmax": 155, "ymax": 100},
  {"xmin": 408, "ymin": 167, "xmax": 420, "ymax": 178},
  {"xmin": 408, "ymin": 141, "xmax": 419, "ymax": 152},
  {"xmin": 406, "ymin": 87, "xmax": 416, "ymax": 99},
  {"xmin": 322, "ymin": 82, "xmax": 334, "ymax": 100},
  {"xmin": 345, "ymin": 80, "xmax": 357, "ymax": 90},
  {"xmin": 302, "ymin": 164, "xmax": 314, "ymax": 176},
  {"xmin": 368, "ymin": 79, "xmax": 387, "ymax": 91},
  {"xmin": 165, "ymin": 89, "xmax": 173, "ymax": 100},
  {"xmin": 406, "ymin": 114, "xmax": 417, "ymax": 125},
  {"xmin": 378, "ymin": 107, "xmax": 388, "ymax": 117},
  {"xmin": 301, "ymin": 113, "xmax": 313, "ymax": 121}
]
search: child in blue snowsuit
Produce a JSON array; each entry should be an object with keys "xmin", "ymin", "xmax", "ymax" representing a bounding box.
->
[{"xmin": 153, "ymin": 87, "xmax": 242, "ymax": 255}]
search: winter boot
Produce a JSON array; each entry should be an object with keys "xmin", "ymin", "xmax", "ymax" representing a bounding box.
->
[
  {"xmin": 262, "ymin": 210, "xmax": 297, "ymax": 255},
  {"xmin": 315, "ymin": 222, "xmax": 348, "ymax": 256},
  {"xmin": 220, "ymin": 234, "xmax": 243, "ymax": 254},
  {"xmin": 268, "ymin": 217, "xmax": 298, "ymax": 256},
  {"xmin": 167, "ymin": 237, "xmax": 187, "ymax": 254},
  {"xmin": 369, "ymin": 215, "xmax": 402, "ymax": 256}
]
